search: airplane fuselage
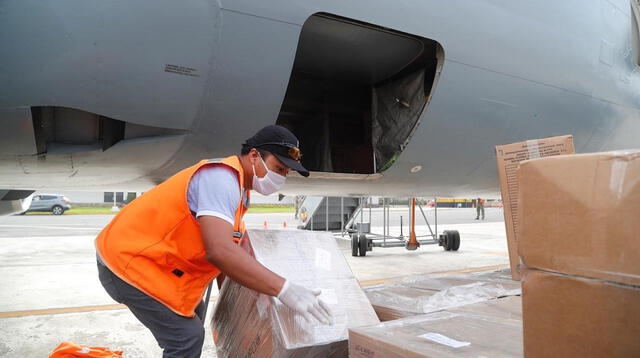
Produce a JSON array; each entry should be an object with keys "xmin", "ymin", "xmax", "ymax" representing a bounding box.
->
[{"xmin": 1, "ymin": 0, "xmax": 639, "ymax": 198}]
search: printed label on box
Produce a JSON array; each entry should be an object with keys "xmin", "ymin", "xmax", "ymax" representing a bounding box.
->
[
  {"xmin": 419, "ymin": 332, "xmax": 471, "ymax": 348},
  {"xmin": 315, "ymin": 248, "xmax": 332, "ymax": 271}
]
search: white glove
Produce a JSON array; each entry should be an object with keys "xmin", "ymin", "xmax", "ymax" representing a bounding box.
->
[{"xmin": 277, "ymin": 280, "xmax": 332, "ymax": 325}]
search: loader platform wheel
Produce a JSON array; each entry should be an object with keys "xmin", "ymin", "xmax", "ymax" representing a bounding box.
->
[
  {"xmin": 441, "ymin": 230, "xmax": 450, "ymax": 250},
  {"xmin": 358, "ymin": 234, "xmax": 368, "ymax": 257},
  {"xmin": 450, "ymin": 230, "xmax": 460, "ymax": 251},
  {"xmin": 351, "ymin": 234, "xmax": 359, "ymax": 257},
  {"xmin": 441, "ymin": 230, "xmax": 460, "ymax": 251}
]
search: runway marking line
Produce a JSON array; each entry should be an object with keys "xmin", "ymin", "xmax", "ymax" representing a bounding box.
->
[
  {"xmin": 0, "ymin": 297, "xmax": 222, "ymax": 319},
  {"xmin": 2, "ymin": 264, "xmax": 509, "ymax": 318},
  {"xmin": 0, "ymin": 304, "xmax": 128, "ymax": 318},
  {"xmin": 0, "ymin": 224, "xmax": 102, "ymax": 230},
  {"xmin": 481, "ymin": 251, "xmax": 509, "ymax": 257}
]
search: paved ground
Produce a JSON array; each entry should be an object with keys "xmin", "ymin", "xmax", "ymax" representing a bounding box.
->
[{"xmin": 0, "ymin": 207, "xmax": 510, "ymax": 357}]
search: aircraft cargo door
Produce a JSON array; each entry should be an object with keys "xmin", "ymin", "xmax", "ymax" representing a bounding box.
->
[{"xmin": 276, "ymin": 13, "xmax": 443, "ymax": 175}]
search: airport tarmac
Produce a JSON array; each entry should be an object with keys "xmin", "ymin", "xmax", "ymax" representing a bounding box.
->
[{"xmin": 0, "ymin": 207, "xmax": 509, "ymax": 357}]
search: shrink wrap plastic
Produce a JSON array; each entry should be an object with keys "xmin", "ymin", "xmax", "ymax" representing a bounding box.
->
[
  {"xmin": 212, "ymin": 229, "xmax": 379, "ymax": 358},
  {"xmin": 349, "ymin": 310, "xmax": 523, "ymax": 358},
  {"xmin": 365, "ymin": 270, "xmax": 520, "ymax": 321}
]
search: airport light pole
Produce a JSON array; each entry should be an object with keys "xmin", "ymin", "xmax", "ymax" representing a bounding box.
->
[{"xmin": 110, "ymin": 192, "xmax": 119, "ymax": 212}]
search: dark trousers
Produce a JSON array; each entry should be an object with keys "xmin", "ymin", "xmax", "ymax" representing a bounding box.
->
[
  {"xmin": 97, "ymin": 258, "xmax": 206, "ymax": 358},
  {"xmin": 476, "ymin": 206, "xmax": 485, "ymax": 219}
]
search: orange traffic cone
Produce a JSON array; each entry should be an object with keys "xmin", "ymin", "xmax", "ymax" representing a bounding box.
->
[
  {"xmin": 283, "ymin": 221, "xmax": 287, "ymax": 228},
  {"xmin": 263, "ymin": 220, "xmax": 268, "ymax": 229}
]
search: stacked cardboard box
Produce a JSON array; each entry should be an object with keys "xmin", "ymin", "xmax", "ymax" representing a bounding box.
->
[
  {"xmin": 211, "ymin": 229, "xmax": 379, "ymax": 358},
  {"xmin": 364, "ymin": 271, "xmax": 521, "ymax": 321},
  {"xmin": 495, "ymin": 135, "xmax": 575, "ymax": 279},
  {"xmin": 470, "ymin": 267, "xmax": 515, "ymax": 283},
  {"xmin": 518, "ymin": 150, "xmax": 640, "ymax": 357},
  {"xmin": 349, "ymin": 296, "xmax": 523, "ymax": 358},
  {"xmin": 448, "ymin": 295, "xmax": 521, "ymax": 320},
  {"xmin": 363, "ymin": 284, "xmax": 436, "ymax": 321}
]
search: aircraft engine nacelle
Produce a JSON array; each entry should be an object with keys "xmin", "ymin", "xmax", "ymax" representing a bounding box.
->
[{"xmin": 0, "ymin": 190, "xmax": 35, "ymax": 216}]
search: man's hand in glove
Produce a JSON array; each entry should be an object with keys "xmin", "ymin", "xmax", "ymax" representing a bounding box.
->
[{"xmin": 277, "ymin": 280, "xmax": 332, "ymax": 324}]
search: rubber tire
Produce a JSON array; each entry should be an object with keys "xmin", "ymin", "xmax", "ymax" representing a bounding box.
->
[
  {"xmin": 442, "ymin": 230, "xmax": 451, "ymax": 251},
  {"xmin": 351, "ymin": 234, "xmax": 360, "ymax": 257},
  {"xmin": 450, "ymin": 230, "xmax": 461, "ymax": 251},
  {"xmin": 52, "ymin": 205, "xmax": 64, "ymax": 215},
  {"xmin": 358, "ymin": 234, "xmax": 368, "ymax": 257}
]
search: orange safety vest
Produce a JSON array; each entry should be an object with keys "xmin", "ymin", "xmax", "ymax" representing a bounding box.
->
[{"xmin": 95, "ymin": 156, "xmax": 250, "ymax": 317}]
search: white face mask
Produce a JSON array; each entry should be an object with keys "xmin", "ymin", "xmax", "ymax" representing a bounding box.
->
[{"xmin": 252, "ymin": 154, "xmax": 286, "ymax": 195}]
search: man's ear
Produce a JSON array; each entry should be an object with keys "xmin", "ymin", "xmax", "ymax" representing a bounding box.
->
[{"xmin": 248, "ymin": 148, "xmax": 259, "ymax": 163}]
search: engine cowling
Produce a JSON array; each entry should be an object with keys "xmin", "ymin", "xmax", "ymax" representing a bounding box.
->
[{"xmin": 0, "ymin": 190, "xmax": 34, "ymax": 216}]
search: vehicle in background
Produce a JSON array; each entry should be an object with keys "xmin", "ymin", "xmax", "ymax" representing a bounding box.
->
[{"xmin": 24, "ymin": 194, "xmax": 71, "ymax": 215}]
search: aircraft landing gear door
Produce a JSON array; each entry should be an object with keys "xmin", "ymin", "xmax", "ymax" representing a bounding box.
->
[{"xmin": 276, "ymin": 13, "xmax": 443, "ymax": 175}]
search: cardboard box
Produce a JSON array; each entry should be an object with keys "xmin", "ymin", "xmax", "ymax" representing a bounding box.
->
[
  {"xmin": 211, "ymin": 229, "xmax": 379, "ymax": 358},
  {"xmin": 400, "ymin": 276, "xmax": 483, "ymax": 291},
  {"xmin": 518, "ymin": 150, "xmax": 640, "ymax": 286},
  {"xmin": 402, "ymin": 275, "xmax": 521, "ymax": 292},
  {"xmin": 517, "ymin": 150, "xmax": 640, "ymax": 357},
  {"xmin": 449, "ymin": 295, "xmax": 522, "ymax": 321},
  {"xmin": 495, "ymin": 135, "xmax": 574, "ymax": 280},
  {"xmin": 364, "ymin": 274, "xmax": 521, "ymax": 321},
  {"xmin": 364, "ymin": 285, "xmax": 438, "ymax": 321},
  {"xmin": 522, "ymin": 269, "xmax": 640, "ymax": 358},
  {"xmin": 469, "ymin": 268, "xmax": 516, "ymax": 283},
  {"xmin": 349, "ymin": 308, "xmax": 523, "ymax": 358}
]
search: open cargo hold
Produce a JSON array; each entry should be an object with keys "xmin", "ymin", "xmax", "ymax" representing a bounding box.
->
[
  {"xmin": 277, "ymin": 13, "xmax": 443, "ymax": 174},
  {"xmin": 211, "ymin": 229, "xmax": 379, "ymax": 358},
  {"xmin": 518, "ymin": 150, "xmax": 640, "ymax": 357}
]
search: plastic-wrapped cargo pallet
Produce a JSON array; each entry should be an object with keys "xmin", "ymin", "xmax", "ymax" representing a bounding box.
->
[
  {"xmin": 349, "ymin": 298, "xmax": 524, "ymax": 358},
  {"xmin": 211, "ymin": 229, "xmax": 379, "ymax": 358},
  {"xmin": 364, "ymin": 271, "xmax": 521, "ymax": 321},
  {"xmin": 449, "ymin": 295, "xmax": 522, "ymax": 321}
]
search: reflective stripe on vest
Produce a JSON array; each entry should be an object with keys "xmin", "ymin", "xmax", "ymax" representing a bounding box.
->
[{"xmin": 95, "ymin": 156, "xmax": 249, "ymax": 317}]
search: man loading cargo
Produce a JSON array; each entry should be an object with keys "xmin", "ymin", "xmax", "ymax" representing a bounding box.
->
[{"xmin": 95, "ymin": 125, "xmax": 332, "ymax": 358}]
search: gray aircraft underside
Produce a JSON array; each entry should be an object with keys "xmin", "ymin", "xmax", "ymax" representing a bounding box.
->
[{"xmin": 1, "ymin": 0, "xmax": 639, "ymax": 208}]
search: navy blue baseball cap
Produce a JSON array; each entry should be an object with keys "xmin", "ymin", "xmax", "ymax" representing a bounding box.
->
[{"xmin": 243, "ymin": 125, "xmax": 309, "ymax": 177}]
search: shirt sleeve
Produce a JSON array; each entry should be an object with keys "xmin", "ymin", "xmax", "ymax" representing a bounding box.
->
[{"xmin": 187, "ymin": 165, "xmax": 241, "ymax": 225}]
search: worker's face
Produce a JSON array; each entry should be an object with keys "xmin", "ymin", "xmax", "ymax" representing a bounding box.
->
[{"xmin": 251, "ymin": 149, "xmax": 290, "ymax": 178}]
